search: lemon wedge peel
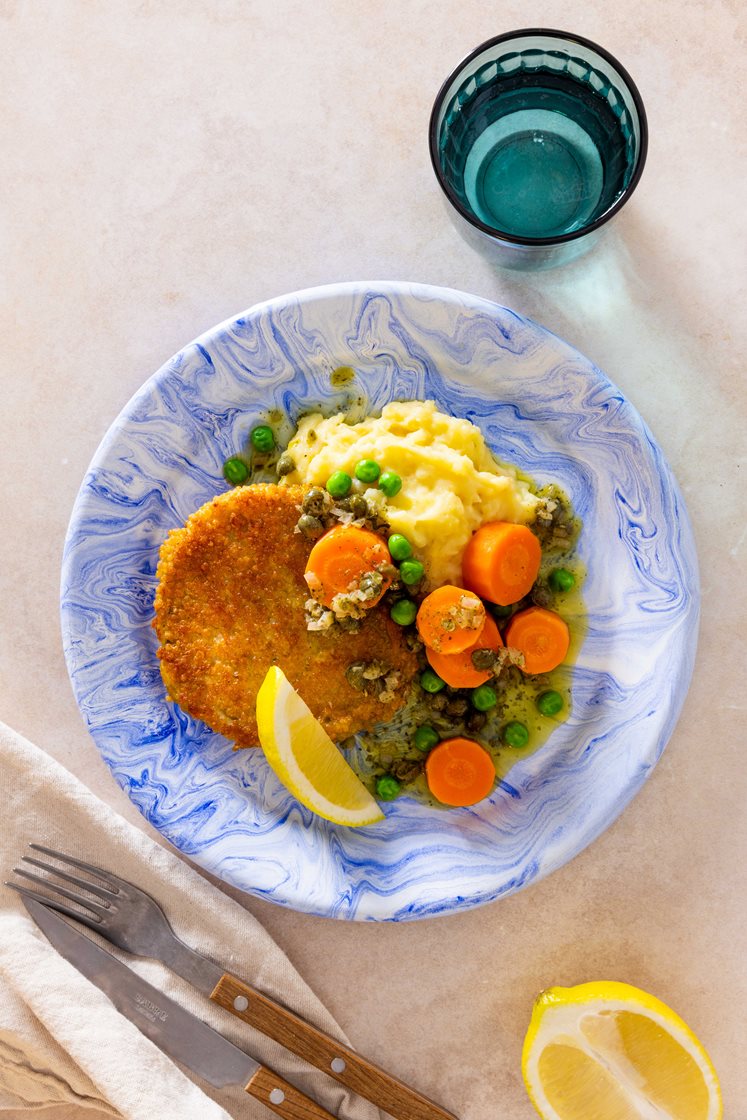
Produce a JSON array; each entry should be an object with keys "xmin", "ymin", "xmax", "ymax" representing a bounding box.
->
[
  {"xmin": 256, "ymin": 666, "xmax": 385, "ymax": 828},
  {"xmin": 522, "ymin": 981, "xmax": 722, "ymax": 1120}
]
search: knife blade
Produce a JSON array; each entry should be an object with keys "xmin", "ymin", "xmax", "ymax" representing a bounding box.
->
[
  {"xmin": 106, "ymin": 900, "xmax": 458, "ymax": 1120},
  {"xmin": 23, "ymin": 897, "xmax": 337, "ymax": 1120}
]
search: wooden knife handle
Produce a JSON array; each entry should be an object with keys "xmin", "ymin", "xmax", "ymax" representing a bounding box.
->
[
  {"xmin": 213, "ymin": 973, "xmax": 457, "ymax": 1120},
  {"xmin": 246, "ymin": 1066, "xmax": 336, "ymax": 1120}
]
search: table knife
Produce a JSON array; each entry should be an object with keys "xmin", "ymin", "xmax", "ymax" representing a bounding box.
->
[
  {"xmin": 87, "ymin": 885, "xmax": 457, "ymax": 1120},
  {"xmin": 12, "ymin": 844, "xmax": 458, "ymax": 1120},
  {"xmin": 23, "ymin": 897, "xmax": 337, "ymax": 1120}
]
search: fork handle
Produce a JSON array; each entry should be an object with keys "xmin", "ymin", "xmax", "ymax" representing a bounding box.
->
[
  {"xmin": 245, "ymin": 1065, "xmax": 336, "ymax": 1120},
  {"xmin": 212, "ymin": 974, "xmax": 457, "ymax": 1120}
]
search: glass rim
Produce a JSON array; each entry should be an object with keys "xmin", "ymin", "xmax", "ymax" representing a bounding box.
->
[{"xmin": 428, "ymin": 27, "xmax": 649, "ymax": 247}]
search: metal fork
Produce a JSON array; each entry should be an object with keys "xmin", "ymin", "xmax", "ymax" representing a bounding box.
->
[
  {"xmin": 8, "ymin": 845, "xmax": 457, "ymax": 1120},
  {"xmin": 9, "ymin": 843, "xmax": 224, "ymax": 989}
]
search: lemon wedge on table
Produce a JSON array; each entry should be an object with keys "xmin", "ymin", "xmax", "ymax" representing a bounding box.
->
[
  {"xmin": 255, "ymin": 666, "xmax": 385, "ymax": 827},
  {"xmin": 522, "ymin": 981, "xmax": 722, "ymax": 1120}
]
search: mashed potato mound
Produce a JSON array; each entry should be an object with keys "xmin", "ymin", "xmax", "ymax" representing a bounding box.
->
[{"xmin": 281, "ymin": 400, "xmax": 538, "ymax": 588}]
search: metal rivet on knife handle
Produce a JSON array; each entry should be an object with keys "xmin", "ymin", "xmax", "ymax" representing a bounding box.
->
[
  {"xmin": 234, "ymin": 995, "xmax": 249, "ymax": 1011},
  {"xmin": 213, "ymin": 974, "xmax": 459, "ymax": 1120},
  {"xmin": 245, "ymin": 1067, "xmax": 333, "ymax": 1120}
]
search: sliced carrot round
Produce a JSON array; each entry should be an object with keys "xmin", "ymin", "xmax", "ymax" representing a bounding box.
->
[
  {"xmin": 305, "ymin": 524, "xmax": 391, "ymax": 608},
  {"xmin": 462, "ymin": 521, "xmax": 541, "ymax": 606},
  {"xmin": 504, "ymin": 606, "xmax": 570, "ymax": 674},
  {"xmin": 426, "ymin": 613, "xmax": 504, "ymax": 688},
  {"xmin": 425, "ymin": 737, "xmax": 496, "ymax": 807},
  {"xmin": 416, "ymin": 585, "xmax": 486, "ymax": 654}
]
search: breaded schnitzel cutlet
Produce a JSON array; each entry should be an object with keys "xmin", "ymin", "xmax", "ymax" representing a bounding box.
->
[{"xmin": 153, "ymin": 484, "xmax": 418, "ymax": 748}]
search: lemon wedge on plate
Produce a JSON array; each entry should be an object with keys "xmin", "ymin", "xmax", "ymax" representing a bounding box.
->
[
  {"xmin": 256, "ymin": 666, "xmax": 385, "ymax": 827},
  {"xmin": 522, "ymin": 981, "xmax": 722, "ymax": 1120}
]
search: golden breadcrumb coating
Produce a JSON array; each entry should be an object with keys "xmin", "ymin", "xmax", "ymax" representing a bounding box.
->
[{"xmin": 153, "ymin": 484, "xmax": 418, "ymax": 748}]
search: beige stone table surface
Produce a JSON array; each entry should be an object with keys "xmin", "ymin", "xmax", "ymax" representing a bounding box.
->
[{"xmin": 1, "ymin": 2, "xmax": 745, "ymax": 1118}]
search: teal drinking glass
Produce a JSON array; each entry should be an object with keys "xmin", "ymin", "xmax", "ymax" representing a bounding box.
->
[{"xmin": 429, "ymin": 30, "xmax": 648, "ymax": 270}]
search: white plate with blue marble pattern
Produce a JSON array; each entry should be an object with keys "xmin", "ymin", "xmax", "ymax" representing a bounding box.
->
[{"xmin": 61, "ymin": 281, "xmax": 699, "ymax": 921}]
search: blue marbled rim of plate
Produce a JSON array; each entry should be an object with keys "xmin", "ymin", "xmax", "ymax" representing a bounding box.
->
[{"xmin": 60, "ymin": 281, "xmax": 699, "ymax": 922}]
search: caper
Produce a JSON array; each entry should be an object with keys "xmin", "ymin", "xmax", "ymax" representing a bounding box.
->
[
  {"xmin": 471, "ymin": 648, "xmax": 497, "ymax": 670},
  {"xmin": 345, "ymin": 663, "xmax": 367, "ymax": 691},
  {"xmin": 504, "ymin": 664, "xmax": 523, "ymax": 686},
  {"xmin": 297, "ymin": 514, "xmax": 324, "ymax": 539},
  {"xmin": 276, "ymin": 452, "xmax": 296, "ymax": 476},
  {"xmin": 358, "ymin": 571, "xmax": 384, "ymax": 599},
  {"xmin": 465, "ymin": 709, "xmax": 488, "ymax": 733},
  {"xmin": 445, "ymin": 697, "xmax": 469, "ymax": 717},
  {"xmin": 391, "ymin": 759, "xmax": 422, "ymax": 783},
  {"xmin": 337, "ymin": 616, "xmax": 362, "ymax": 634},
  {"xmin": 349, "ymin": 495, "xmax": 369, "ymax": 520},
  {"xmin": 302, "ymin": 487, "xmax": 328, "ymax": 515},
  {"xmin": 531, "ymin": 582, "xmax": 552, "ymax": 608}
]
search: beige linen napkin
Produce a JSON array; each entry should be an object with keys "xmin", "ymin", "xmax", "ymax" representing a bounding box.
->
[{"xmin": 0, "ymin": 721, "xmax": 381, "ymax": 1120}]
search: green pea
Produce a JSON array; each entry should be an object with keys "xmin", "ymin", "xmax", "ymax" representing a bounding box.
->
[
  {"xmin": 472, "ymin": 684, "xmax": 498, "ymax": 711},
  {"xmin": 354, "ymin": 459, "xmax": 381, "ymax": 484},
  {"xmin": 420, "ymin": 669, "xmax": 446, "ymax": 694},
  {"xmin": 490, "ymin": 603, "xmax": 514, "ymax": 618},
  {"xmin": 250, "ymin": 425, "xmax": 275, "ymax": 453},
  {"xmin": 537, "ymin": 690, "xmax": 564, "ymax": 717},
  {"xmin": 379, "ymin": 470, "xmax": 402, "ymax": 498},
  {"xmin": 376, "ymin": 775, "xmax": 401, "ymax": 801},
  {"xmin": 502, "ymin": 720, "xmax": 529, "ymax": 748},
  {"xmin": 223, "ymin": 457, "xmax": 249, "ymax": 485},
  {"xmin": 549, "ymin": 567, "xmax": 575, "ymax": 593},
  {"xmin": 414, "ymin": 725, "xmax": 439, "ymax": 752},
  {"xmin": 326, "ymin": 470, "xmax": 352, "ymax": 499},
  {"xmin": 390, "ymin": 599, "xmax": 417, "ymax": 626},
  {"xmin": 388, "ymin": 533, "xmax": 413, "ymax": 562},
  {"xmin": 399, "ymin": 559, "xmax": 425, "ymax": 585}
]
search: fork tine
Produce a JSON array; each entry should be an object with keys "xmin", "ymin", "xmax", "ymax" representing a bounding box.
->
[
  {"xmin": 21, "ymin": 856, "xmax": 118, "ymax": 901},
  {"xmin": 28, "ymin": 844, "xmax": 122, "ymax": 892},
  {"xmin": 12, "ymin": 868, "xmax": 110, "ymax": 919},
  {"xmin": 6, "ymin": 880, "xmax": 104, "ymax": 927}
]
